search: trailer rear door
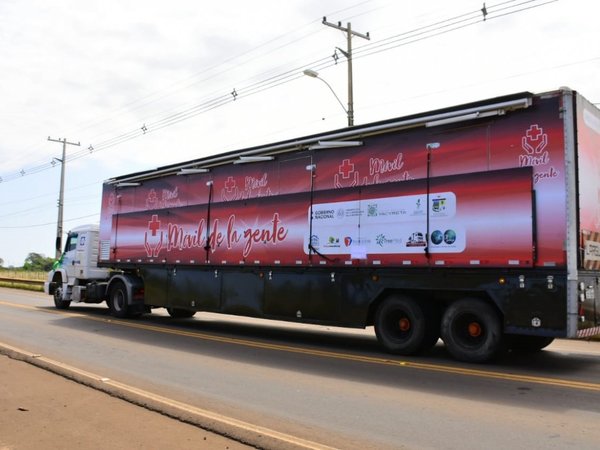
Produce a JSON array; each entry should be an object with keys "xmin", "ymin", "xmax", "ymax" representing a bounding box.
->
[{"xmin": 575, "ymin": 93, "xmax": 600, "ymax": 328}]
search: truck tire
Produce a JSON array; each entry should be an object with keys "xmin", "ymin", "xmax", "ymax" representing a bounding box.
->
[
  {"xmin": 52, "ymin": 275, "xmax": 71, "ymax": 310},
  {"xmin": 166, "ymin": 308, "xmax": 196, "ymax": 319},
  {"xmin": 374, "ymin": 295, "xmax": 439, "ymax": 355},
  {"xmin": 441, "ymin": 298, "xmax": 503, "ymax": 363},
  {"xmin": 108, "ymin": 281, "xmax": 129, "ymax": 319},
  {"xmin": 508, "ymin": 335, "xmax": 554, "ymax": 353}
]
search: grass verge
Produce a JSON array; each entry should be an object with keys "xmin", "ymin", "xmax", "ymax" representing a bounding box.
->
[{"xmin": 0, "ymin": 282, "xmax": 44, "ymax": 292}]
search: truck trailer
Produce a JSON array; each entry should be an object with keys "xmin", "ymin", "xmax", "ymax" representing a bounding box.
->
[{"xmin": 45, "ymin": 87, "xmax": 600, "ymax": 362}]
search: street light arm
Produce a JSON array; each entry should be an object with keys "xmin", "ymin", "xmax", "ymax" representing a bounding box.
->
[{"xmin": 312, "ymin": 76, "xmax": 348, "ymax": 115}]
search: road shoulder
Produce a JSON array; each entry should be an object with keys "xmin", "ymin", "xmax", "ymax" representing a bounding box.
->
[{"xmin": 0, "ymin": 354, "xmax": 250, "ymax": 450}]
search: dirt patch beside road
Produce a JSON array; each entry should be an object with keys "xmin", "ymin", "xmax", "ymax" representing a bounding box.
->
[{"xmin": 0, "ymin": 355, "xmax": 251, "ymax": 450}]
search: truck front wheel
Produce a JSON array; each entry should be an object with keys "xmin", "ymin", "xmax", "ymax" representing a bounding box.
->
[
  {"xmin": 108, "ymin": 281, "xmax": 129, "ymax": 318},
  {"xmin": 374, "ymin": 295, "xmax": 439, "ymax": 355},
  {"xmin": 441, "ymin": 298, "xmax": 503, "ymax": 363},
  {"xmin": 52, "ymin": 276, "xmax": 71, "ymax": 310}
]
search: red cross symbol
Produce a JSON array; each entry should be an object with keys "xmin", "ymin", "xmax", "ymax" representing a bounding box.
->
[
  {"xmin": 526, "ymin": 125, "xmax": 543, "ymax": 141},
  {"xmin": 147, "ymin": 189, "xmax": 158, "ymax": 204},
  {"xmin": 224, "ymin": 176, "xmax": 236, "ymax": 193},
  {"xmin": 148, "ymin": 214, "xmax": 161, "ymax": 236},
  {"xmin": 522, "ymin": 124, "xmax": 548, "ymax": 155},
  {"xmin": 338, "ymin": 159, "xmax": 355, "ymax": 179}
]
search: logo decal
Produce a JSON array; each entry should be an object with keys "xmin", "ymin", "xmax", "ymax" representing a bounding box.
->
[
  {"xmin": 144, "ymin": 214, "xmax": 164, "ymax": 257},
  {"xmin": 334, "ymin": 158, "xmax": 359, "ymax": 188},
  {"xmin": 368, "ymin": 204, "xmax": 378, "ymax": 217},
  {"xmin": 519, "ymin": 124, "xmax": 559, "ymax": 184},
  {"xmin": 432, "ymin": 197, "xmax": 446, "ymax": 213},
  {"xmin": 521, "ymin": 124, "xmax": 548, "ymax": 155}
]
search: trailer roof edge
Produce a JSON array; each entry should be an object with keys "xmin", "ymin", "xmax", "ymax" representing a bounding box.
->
[{"xmin": 107, "ymin": 90, "xmax": 536, "ymax": 185}]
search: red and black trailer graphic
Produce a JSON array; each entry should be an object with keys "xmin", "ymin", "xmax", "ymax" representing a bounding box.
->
[{"xmin": 78, "ymin": 88, "xmax": 600, "ymax": 361}]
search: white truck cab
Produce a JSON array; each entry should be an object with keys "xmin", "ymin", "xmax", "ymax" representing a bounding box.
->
[{"xmin": 44, "ymin": 224, "xmax": 110, "ymax": 308}]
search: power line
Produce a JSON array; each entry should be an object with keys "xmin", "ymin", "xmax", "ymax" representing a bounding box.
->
[
  {"xmin": 87, "ymin": 0, "xmax": 560, "ymax": 139},
  {"xmin": 67, "ymin": 3, "xmax": 473, "ymax": 154},
  {"xmin": 0, "ymin": 0, "xmax": 560, "ymax": 184},
  {"xmin": 0, "ymin": 8, "xmax": 332, "ymax": 176},
  {"xmin": 0, "ymin": 179, "xmax": 100, "ymax": 207},
  {"xmin": 0, "ymin": 213, "xmax": 99, "ymax": 229},
  {"xmin": 52, "ymin": 1, "xmax": 365, "ymax": 148}
]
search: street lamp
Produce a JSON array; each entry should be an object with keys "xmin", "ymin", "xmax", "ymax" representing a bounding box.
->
[{"xmin": 303, "ymin": 69, "xmax": 351, "ymax": 126}]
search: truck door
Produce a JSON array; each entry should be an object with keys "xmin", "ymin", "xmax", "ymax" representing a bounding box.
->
[
  {"xmin": 575, "ymin": 94, "xmax": 600, "ymax": 328},
  {"xmin": 60, "ymin": 232, "xmax": 79, "ymax": 278}
]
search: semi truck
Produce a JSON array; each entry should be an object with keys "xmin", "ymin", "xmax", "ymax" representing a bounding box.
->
[{"xmin": 45, "ymin": 87, "xmax": 600, "ymax": 362}]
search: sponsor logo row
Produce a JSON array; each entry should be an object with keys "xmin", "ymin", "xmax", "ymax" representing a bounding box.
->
[{"xmin": 310, "ymin": 228, "xmax": 459, "ymax": 250}]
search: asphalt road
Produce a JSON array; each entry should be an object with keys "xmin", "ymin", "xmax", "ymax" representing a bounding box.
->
[{"xmin": 1, "ymin": 287, "xmax": 600, "ymax": 449}]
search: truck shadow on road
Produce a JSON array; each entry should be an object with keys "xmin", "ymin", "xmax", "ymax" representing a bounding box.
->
[{"xmin": 44, "ymin": 305, "xmax": 600, "ymax": 413}]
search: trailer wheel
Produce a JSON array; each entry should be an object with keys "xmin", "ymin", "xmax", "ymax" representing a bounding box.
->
[
  {"xmin": 374, "ymin": 295, "xmax": 439, "ymax": 355},
  {"xmin": 166, "ymin": 308, "xmax": 196, "ymax": 319},
  {"xmin": 441, "ymin": 298, "xmax": 503, "ymax": 363},
  {"xmin": 52, "ymin": 276, "xmax": 71, "ymax": 310},
  {"xmin": 108, "ymin": 281, "xmax": 129, "ymax": 319},
  {"xmin": 508, "ymin": 335, "xmax": 554, "ymax": 353}
]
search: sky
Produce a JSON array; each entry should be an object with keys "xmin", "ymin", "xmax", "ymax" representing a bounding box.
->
[{"xmin": 0, "ymin": 0, "xmax": 599, "ymax": 267}]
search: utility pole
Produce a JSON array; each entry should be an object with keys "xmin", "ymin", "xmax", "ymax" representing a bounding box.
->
[
  {"xmin": 48, "ymin": 137, "xmax": 80, "ymax": 259},
  {"xmin": 322, "ymin": 17, "xmax": 370, "ymax": 126}
]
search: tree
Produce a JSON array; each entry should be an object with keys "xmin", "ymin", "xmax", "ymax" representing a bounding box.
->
[
  {"xmin": 0, "ymin": 257, "xmax": 4, "ymax": 268},
  {"xmin": 23, "ymin": 253, "xmax": 54, "ymax": 272}
]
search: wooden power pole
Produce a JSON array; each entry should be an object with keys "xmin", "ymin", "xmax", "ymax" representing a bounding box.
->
[
  {"xmin": 48, "ymin": 137, "xmax": 80, "ymax": 259},
  {"xmin": 322, "ymin": 17, "xmax": 370, "ymax": 126}
]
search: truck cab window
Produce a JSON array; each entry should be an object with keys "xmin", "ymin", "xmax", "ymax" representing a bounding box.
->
[{"xmin": 65, "ymin": 234, "xmax": 78, "ymax": 253}]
